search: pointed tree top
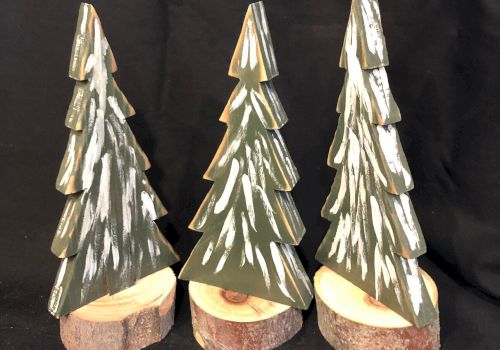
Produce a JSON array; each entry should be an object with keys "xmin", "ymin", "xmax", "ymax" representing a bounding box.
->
[
  {"xmin": 229, "ymin": 2, "xmax": 279, "ymax": 82},
  {"xmin": 339, "ymin": 0, "xmax": 389, "ymax": 70},
  {"xmin": 69, "ymin": 3, "xmax": 117, "ymax": 81}
]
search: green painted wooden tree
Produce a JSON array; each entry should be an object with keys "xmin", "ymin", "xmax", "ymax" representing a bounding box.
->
[
  {"xmin": 179, "ymin": 2, "xmax": 313, "ymax": 310},
  {"xmin": 48, "ymin": 3, "xmax": 179, "ymax": 318},
  {"xmin": 315, "ymin": 0, "xmax": 438, "ymax": 327}
]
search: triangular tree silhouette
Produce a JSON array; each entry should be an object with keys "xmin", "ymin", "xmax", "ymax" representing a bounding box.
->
[
  {"xmin": 315, "ymin": 0, "xmax": 438, "ymax": 326},
  {"xmin": 180, "ymin": 1, "xmax": 313, "ymax": 310},
  {"xmin": 48, "ymin": 3, "xmax": 179, "ymax": 318}
]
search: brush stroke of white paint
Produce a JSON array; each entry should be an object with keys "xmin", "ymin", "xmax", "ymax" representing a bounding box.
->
[
  {"xmin": 246, "ymin": 145, "xmax": 258, "ymax": 187},
  {"xmin": 368, "ymin": 68, "xmax": 390, "ymax": 121},
  {"xmin": 328, "ymin": 213, "xmax": 350, "ymax": 262},
  {"xmin": 248, "ymin": 19, "xmax": 258, "ymax": 70},
  {"xmin": 108, "ymin": 96, "xmax": 127, "ymax": 123},
  {"xmin": 58, "ymin": 200, "xmax": 75, "ymax": 238},
  {"xmin": 141, "ymin": 191, "xmax": 157, "ymax": 219},
  {"xmin": 85, "ymin": 54, "xmax": 95, "ymax": 74},
  {"xmin": 255, "ymin": 245, "xmax": 271, "ymax": 289},
  {"xmin": 360, "ymin": 0, "xmax": 385, "ymax": 60},
  {"xmin": 255, "ymin": 186, "xmax": 281, "ymax": 240},
  {"xmin": 241, "ymin": 212, "xmax": 253, "ymax": 265},
  {"xmin": 331, "ymin": 169, "xmax": 347, "ymax": 214},
  {"xmin": 385, "ymin": 255, "xmax": 402, "ymax": 304},
  {"xmin": 400, "ymin": 194, "xmax": 420, "ymax": 248},
  {"xmin": 97, "ymin": 153, "xmax": 111, "ymax": 221},
  {"xmin": 121, "ymin": 168, "xmax": 135, "ymax": 237},
  {"xmin": 394, "ymin": 196, "xmax": 420, "ymax": 251},
  {"xmin": 82, "ymin": 244, "xmax": 97, "ymax": 283},
  {"xmin": 214, "ymin": 159, "xmax": 240, "ymax": 214},
  {"xmin": 102, "ymin": 227, "xmax": 111, "ymax": 269},
  {"xmin": 251, "ymin": 90, "xmax": 267, "ymax": 126},
  {"xmin": 377, "ymin": 125, "xmax": 412, "ymax": 187},
  {"xmin": 215, "ymin": 208, "xmax": 234, "ymax": 250},
  {"xmin": 282, "ymin": 244, "xmax": 313, "ymax": 295},
  {"xmin": 241, "ymin": 22, "xmax": 250, "ymax": 69},
  {"xmin": 202, "ymin": 241, "xmax": 214, "ymax": 266},
  {"xmin": 272, "ymin": 132, "xmax": 297, "ymax": 184},
  {"xmin": 374, "ymin": 246, "xmax": 390, "ymax": 298},
  {"xmin": 55, "ymin": 258, "xmax": 68, "ymax": 286},
  {"xmin": 242, "ymin": 174, "xmax": 256, "ymax": 230},
  {"xmin": 258, "ymin": 7, "xmax": 273, "ymax": 68},
  {"xmin": 258, "ymin": 134, "xmax": 279, "ymax": 186},
  {"xmin": 93, "ymin": 20, "xmax": 108, "ymax": 120},
  {"xmin": 370, "ymin": 196, "xmax": 383, "ymax": 243},
  {"xmin": 404, "ymin": 258, "xmax": 423, "ymax": 314},
  {"xmin": 253, "ymin": 140, "xmax": 267, "ymax": 187},
  {"xmin": 337, "ymin": 212, "xmax": 352, "ymax": 265},
  {"xmin": 217, "ymin": 104, "xmax": 250, "ymax": 168},
  {"xmin": 59, "ymin": 134, "xmax": 77, "ymax": 188},
  {"xmin": 270, "ymin": 242, "xmax": 295, "ymax": 301},
  {"xmin": 230, "ymin": 85, "xmax": 247, "ymax": 111},
  {"xmin": 383, "ymin": 212, "xmax": 396, "ymax": 244},
  {"xmin": 360, "ymin": 118, "xmax": 388, "ymax": 187},
  {"xmin": 196, "ymin": 195, "xmax": 216, "ymax": 229},
  {"xmin": 112, "ymin": 234, "xmax": 120, "ymax": 270},
  {"xmin": 215, "ymin": 218, "xmax": 236, "ymax": 273},
  {"xmin": 79, "ymin": 198, "xmax": 94, "ymax": 246},
  {"xmin": 80, "ymin": 5, "xmax": 89, "ymax": 34}
]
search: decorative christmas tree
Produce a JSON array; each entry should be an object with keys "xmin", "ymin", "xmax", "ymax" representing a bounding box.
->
[
  {"xmin": 179, "ymin": 2, "xmax": 313, "ymax": 311},
  {"xmin": 48, "ymin": 3, "xmax": 179, "ymax": 318},
  {"xmin": 315, "ymin": 0, "xmax": 438, "ymax": 328}
]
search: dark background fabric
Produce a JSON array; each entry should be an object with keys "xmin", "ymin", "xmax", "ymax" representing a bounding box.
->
[{"xmin": 1, "ymin": 0, "xmax": 499, "ymax": 348}]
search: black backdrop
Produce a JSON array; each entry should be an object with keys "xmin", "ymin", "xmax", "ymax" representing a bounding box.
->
[{"xmin": 1, "ymin": 0, "xmax": 499, "ymax": 349}]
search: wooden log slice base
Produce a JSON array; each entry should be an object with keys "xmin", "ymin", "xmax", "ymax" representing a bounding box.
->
[
  {"xmin": 188, "ymin": 281, "xmax": 303, "ymax": 350},
  {"xmin": 60, "ymin": 267, "xmax": 176, "ymax": 350},
  {"xmin": 314, "ymin": 266, "xmax": 440, "ymax": 350}
]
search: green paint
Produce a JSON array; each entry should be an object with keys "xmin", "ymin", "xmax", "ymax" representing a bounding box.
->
[
  {"xmin": 48, "ymin": 3, "xmax": 179, "ymax": 318},
  {"xmin": 179, "ymin": 1, "xmax": 313, "ymax": 310},
  {"xmin": 316, "ymin": 0, "xmax": 438, "ymax": 327}
]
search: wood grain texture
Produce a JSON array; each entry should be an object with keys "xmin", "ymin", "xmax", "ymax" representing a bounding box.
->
[
  {"xmin": 189, "ymin": 281, "xmax": 302, "ymax": 350},
  {"xmin": 60, "ymin": 267, "xmax": 176, "ymax": 350},
  {"xmin": 315, "ymin": 266, "xmax": 440, "ymax": 350}
]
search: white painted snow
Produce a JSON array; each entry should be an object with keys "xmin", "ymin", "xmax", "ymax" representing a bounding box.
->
[
  {"xmin": 270, "ymin": 242, "xmax": 294, "ymax": 301},
  {"xmin": 230, "ymin": 85, "xmax": 247, "ymax": 112},
  {"xmin": 202, "ymin": 242, "xmax": 214, "ymax": 265},
  {"xmin": 107, "ymin": 96, "xmax": 126, "ymax": 123},
  {"xmin": 214, "ymin": 158, "xmax": 240, "ymax": 214},
  {"xmin": 241, "ymin": 212, "xmax": 253, "ymax": 265},
  {"xmin": 242, "ymin": 174, "xmax": 256, "ymax": 230},
  {"xmin": 255, "ymin": 245, "xmax": 270, "ymax": 289}
]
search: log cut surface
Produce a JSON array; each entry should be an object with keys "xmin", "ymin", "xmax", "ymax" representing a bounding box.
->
[
  {"xmin": 60, "ymin": 267, "xmax": 176, "ymax": 350},
  {"xmin": 189, "ymin": 281, "xmax": 303, "ymax": 350},
  {"xmin": 315, "ymin": 266, "xmax": 440, "ymax": 350}
]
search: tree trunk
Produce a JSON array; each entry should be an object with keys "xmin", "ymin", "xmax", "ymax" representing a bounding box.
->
[
  {"xmin": 188, "ymin": 281, "xmax": 302, "ymax": 350},
  {"xmin": 314, "ymin": 266, "xmax": 440, "ymax": 350},
  {"xmin": 60, "ymin": 267, "xmax": 176, "ymax": 350}
]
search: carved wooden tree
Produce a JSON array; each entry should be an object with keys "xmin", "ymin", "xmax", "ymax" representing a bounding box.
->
[
  {"xmin": 180, "ymin": 2, "xmax": 313, "ymax": 311},
  {"xmin": 315, "ymin": 0, "xmax": 439, "ymax": 331},
  {"xmin": 48, "ymin": 3, "xmax": 179, "ymax": 319}
]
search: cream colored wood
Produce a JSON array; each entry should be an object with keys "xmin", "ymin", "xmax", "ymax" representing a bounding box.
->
[
  {"xmin": 59, "ymin": 267, "xmax": 176, "ymax": 350},
  {"xmin": 315, "ymin": 266, "xmax": 438, "ymax": 328},
  {"xmin": 189, "ymin": 281, "xmax": 302, "ymax": 350},
  {"xmin": 72, "ymin": 267, "xmax": 176, "ymax": 322},
  {"xmin": 189, "ymin": 280, "xmax": 290, "ymax": 323}
]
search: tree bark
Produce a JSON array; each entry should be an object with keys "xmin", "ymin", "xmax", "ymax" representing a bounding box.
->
[
  {"xmin": 188, "ymin": 281, "xmax": 302, "ymax": 350},
  {"xmin": 60, "ymin": 267, "xmax": 176, "ymax": 350},
  {"xmin": 315, "ymin": 266, "xmax": 440, "ymax": 350}
]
